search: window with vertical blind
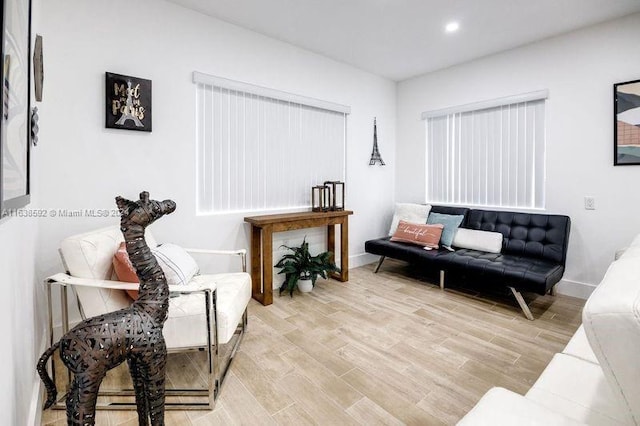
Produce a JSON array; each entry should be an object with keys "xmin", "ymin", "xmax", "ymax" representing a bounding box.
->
[
  {"xmin": 422, "ymin": 91, "xmax": 547, "ymax": 209},
  {"xmin": 193, "ymin": 72, "xmax": 349, "ymax": 214}
]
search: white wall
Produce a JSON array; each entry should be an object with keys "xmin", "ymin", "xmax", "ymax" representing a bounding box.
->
[
  {"xmin": 0, "ymin": 217, "xmax": 41, "ymax": 425},
  {"xmin": 37, "ymin": 0, "xmax": 395, "ymax": 322},
  {"xmin": 397, "ymin": 13, "xmax": 640, "ymax": 297},
  {"xmin": 0, "ymin": 0, "xmax": 47, "ymax": 424}
]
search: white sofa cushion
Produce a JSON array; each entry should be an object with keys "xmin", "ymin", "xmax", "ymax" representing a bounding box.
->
[
  {"xmin": 457, "ymin": 387, "xmax": 585, "ymax": 425},
  {"xmin": 61, "ymin": 226, "xmax": 159, "ymax": 318},
  {"xmin": 164, "ymin": 272, "xmax": 251, "ymax": 347},
  {"xmin": 583, "ymin": 257, "xmax": 640, "ymax": 425},
  {"xmin": 452, "ymin": 228, "xmax": 503, "ymax": 253},
  {"xmin": 562, "ymin": 325, "xmax": 599, "ymax": 365},
  {"xmin": 525, "ymin": 353, "xmax": 628, "ymax": 425},
  {"xmin": 388, "ymin": 203, "xmax": 431, "ymax": 236},
  {"xmin": 153, "ymin": 243, "xmax": 199, "ymax": 286}
]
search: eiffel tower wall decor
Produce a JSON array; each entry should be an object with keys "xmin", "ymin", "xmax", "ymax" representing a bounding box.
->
[
  {"xmin": 369, "ymin": 117, "xmax": 385, "ymax": 166},
  {"xmin": 105, "ymin": 72, "xmax": 152, "ymax": 132}
]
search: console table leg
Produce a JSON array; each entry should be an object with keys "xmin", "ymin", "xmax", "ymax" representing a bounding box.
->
[
  {"xmin": 340, "ymin": 219, "xmax": 349, "ymax": 281},
  {"xmin": 250, "ymin": 226, "xmax": 264, "ymax": 304},
  {"xmin": 262, "ymin": 226, "xmax": 274, "ymax": 305}
]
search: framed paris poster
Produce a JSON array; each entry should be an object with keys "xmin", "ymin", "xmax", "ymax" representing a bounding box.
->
[{"xmin": 105, "ymin": 72, "xmax": 152, "ymax": 132}]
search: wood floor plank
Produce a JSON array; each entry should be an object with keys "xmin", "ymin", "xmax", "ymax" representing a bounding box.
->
[
  {"xmin": 346, "ymin": 397, "xmax": 405, "ymax": 426},
  {"xmin": 277, "ymin": 373, "xmax": 359, "ymax": 425},
  {"xmin": 280, "ymin": 348, "xmax": 363, "ymax": 409},
  {"xmin": 284, "ymin": 329, "xmax": 355, "ymax": 376},
  {"xmin": 272, "ymin": 403, "xmax": 317, "ymax": 426},
  {"xmin": 231, "ymin": 351, "xmax": 293, "ymax": 415},
  {"xmin": 341, "ymin": 367, "xmax": 445, "ymax": 425}
]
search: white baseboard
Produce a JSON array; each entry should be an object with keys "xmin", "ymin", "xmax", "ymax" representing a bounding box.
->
[
  {"xmin": 554, "ymin": 278, "xmax": 596, "ymax": 300},
  {"xmin": 349, "ymin": 252, "xmax": 379, "ymax": 269}
]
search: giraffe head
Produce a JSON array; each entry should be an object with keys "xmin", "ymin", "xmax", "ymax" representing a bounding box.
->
[{"xmin": 115, "ymin": 191, "xmax": 176, "ymax": 228}]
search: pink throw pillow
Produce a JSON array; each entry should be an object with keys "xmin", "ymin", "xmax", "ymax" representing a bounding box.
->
[
  {"xmin": 113, "ymin": 242, "xmax": 139, "ymax": 300},
  {"xmin": 391, "ymin": 220, "xmax": 444, "ymax": 249}
]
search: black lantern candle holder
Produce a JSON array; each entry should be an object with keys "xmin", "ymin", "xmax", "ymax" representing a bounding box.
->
[
  {"xmin": 311, "ymin": 185, "xmax": 330, "ymax": 212},
  {"xmin": 324, "ymin": 181, "xmax": 345, "ymax": 211}
]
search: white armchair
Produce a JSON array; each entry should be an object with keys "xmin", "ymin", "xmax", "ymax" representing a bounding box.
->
[{"xmin": 44, "ymin": 225, "xmax": 251, "ymax": 410}]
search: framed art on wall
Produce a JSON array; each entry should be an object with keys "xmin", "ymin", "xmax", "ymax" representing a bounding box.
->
[
  {"xmin": 105, "ymin": 72, "xmax": 152, "ymax": 132},
  {"xmin": 0, "ymin": 0, "xmax": 32, "ymax": 214},
  {"xmin": 614, "ymin": 78, "xmax": 640, "ymax": 165}
]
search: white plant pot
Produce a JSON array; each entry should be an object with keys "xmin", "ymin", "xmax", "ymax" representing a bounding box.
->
[{"xmin": 297, "ymin": 278, "xmax": 313, "ymax": 293}]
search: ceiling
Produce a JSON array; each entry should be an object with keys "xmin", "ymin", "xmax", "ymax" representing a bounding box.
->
[{"xmin": 166, "ymin": 0, "xmax": 640, "ymax": 81}]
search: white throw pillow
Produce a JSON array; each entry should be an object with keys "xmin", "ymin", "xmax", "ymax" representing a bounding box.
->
[
  {"xmin": 153, "ymin": 243, "xmax": 199, "ymax": 286},
  {"xmin": 388, "ymin": 203, "xmax": 432, "ymax": 236},
  {"xmin": 452, "ymin": 228, "xmax": 503, "ymax": 253}
]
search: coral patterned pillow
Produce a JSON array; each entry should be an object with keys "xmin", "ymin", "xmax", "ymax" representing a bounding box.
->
[
  {"xmin": 113, "ymin": 242, "xmax": 139, "ymax": 300},
  {"xmin": 390, "ymin": 220, "xmax": 444, "ymax": 249}
]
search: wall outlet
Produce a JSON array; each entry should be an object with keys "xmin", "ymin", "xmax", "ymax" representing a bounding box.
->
[{"xmin": 584, "ymin": 196, "xmax": 596, "ymax": 210}]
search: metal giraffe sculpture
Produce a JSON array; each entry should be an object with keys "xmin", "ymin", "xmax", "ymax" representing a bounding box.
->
[{"xmin": 37, "ymin": 191, "xmax": 176, "ymax": 426}]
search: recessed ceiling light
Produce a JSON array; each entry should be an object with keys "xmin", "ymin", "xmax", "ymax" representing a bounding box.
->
[{"xmin": 445, "ymin": 21, "xmax": 460, "ymax": 33}]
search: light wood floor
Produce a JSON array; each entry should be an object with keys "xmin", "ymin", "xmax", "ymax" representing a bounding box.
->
[{"xmin": 42, "ymin": 259, "xmax": 585, "ymax": 425}]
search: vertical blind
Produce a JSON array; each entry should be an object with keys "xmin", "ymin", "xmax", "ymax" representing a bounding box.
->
[
  {"xmin": 194, "ymin": 72, "xmax": 348, "ymax": 214},
  {"xmin": 423, "ymin": 94, "xmax": 546, "ymax": 209}
]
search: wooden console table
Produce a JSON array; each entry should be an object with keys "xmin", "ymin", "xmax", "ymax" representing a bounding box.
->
[{"xmin": 244, "ymin": 210, "xmax": 353, "ymax": 305}]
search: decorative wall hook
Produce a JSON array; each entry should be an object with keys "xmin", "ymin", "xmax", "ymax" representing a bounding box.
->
[
  {"xmin": 369, "ymin": 117, "xmax": 385, "ymax": 166},
  {"xmin": 31, "ymin": 107, "xmax": 39, "ymax": 146}
]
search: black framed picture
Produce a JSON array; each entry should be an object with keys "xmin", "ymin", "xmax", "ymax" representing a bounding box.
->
[
  {"xmin": 105, "ymin": 72, "xmax": 152, "ymax": 132},
  {"xmin": 1, "ymin": 0, "xmax": 32, "ymax": 214},
  {"xmin": 614, "ymin": 78, "xmax": 640, "ymax": 165}
]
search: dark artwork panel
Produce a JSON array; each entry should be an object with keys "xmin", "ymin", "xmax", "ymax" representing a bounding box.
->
[
  {"xmin": 105, "ymin": 72, "xmax": 152, "ymax": 132},
  {"xmin": 614, "ymin": 79, "xmax": 640, "ymax": 165}
]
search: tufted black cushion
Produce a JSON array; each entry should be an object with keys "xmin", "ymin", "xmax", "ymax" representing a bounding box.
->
[
  {"xmin": 365, "ymin": 237, "xmax": 448, "ymax": 267},
  {"xmin": 440, "ymin": 249, "xmax": 565, "ymax": 294},
  {"xmin": 464, "ymin": 210, "xmax": 570, "ymax": 265}
]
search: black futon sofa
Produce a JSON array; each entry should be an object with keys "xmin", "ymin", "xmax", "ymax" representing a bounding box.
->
[{"xmin": 364, "ymin": 205, "xmax": 571, "ymax": 320}]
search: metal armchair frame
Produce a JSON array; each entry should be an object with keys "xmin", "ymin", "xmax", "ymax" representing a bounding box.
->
[{"xmin": 43, "ymin": 248, "xmax": 248, "ymax": 411}]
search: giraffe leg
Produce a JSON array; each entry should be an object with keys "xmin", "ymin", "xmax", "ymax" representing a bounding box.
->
[
  {"xmin": 138, "ymin": 341, "xmax": 167, "ymax": 426},
  {"xmin": 128, "ymin": 357, "xmax": 150, "ymax": 426},
  {"xmin": 66, "ymin": 371, "xmax": 105, "ymax": 426},
  {"xmin": 65, "ymin": 374, "xmax": 80, "ymax": 426}
]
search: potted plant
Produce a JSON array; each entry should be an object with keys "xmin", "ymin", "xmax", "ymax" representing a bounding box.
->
[{"xmin": 275, "ymin": 237, "xmax": 338, "ymax": 296}]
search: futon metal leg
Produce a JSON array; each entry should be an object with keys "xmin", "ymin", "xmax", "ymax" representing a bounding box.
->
[
  {"xmin": 374, "ymin": 256, "xmax": 386, "ymax": 273},
  {"xmin": 548, "ymin": 286, "xmax": 556, "ymax": 296},
  {"xmin": 509, "ymin": 287, "xmax": 534, "ymax": 321},
  {"xmin": 439, "ymin": 270, "xmax": 445, "ymax": 290}
]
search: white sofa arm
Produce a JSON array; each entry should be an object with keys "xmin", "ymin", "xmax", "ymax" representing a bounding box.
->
[
  {"xmin": 184, "ymin": 248, "xmax": 247, "ymax": 272},
  {"xmin": 457, "ymin": 387, "xmax": 585, "ymax": 425},
  {"xmin": 45, "ymin": 273, "xmax": 216, "ymax": 293},
  {"xmin": 184, "ymin": 248, "xmax": 246, "ymax": 256}
]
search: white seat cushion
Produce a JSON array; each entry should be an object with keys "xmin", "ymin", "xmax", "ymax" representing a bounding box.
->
[
  {"xmin": 525, "ymin": 354, "xmax": 628, "ymax": 425},
  {"xmin": 457, "ymin": 387, "xmax": 586, "ymax": 425},
  {"xmin": 164, "ymin": 272, "xmax": 251, "ymax": 348},
  {"xmin": 562, "ymin": 325, "xmax": 599, "ymax": 365}
]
